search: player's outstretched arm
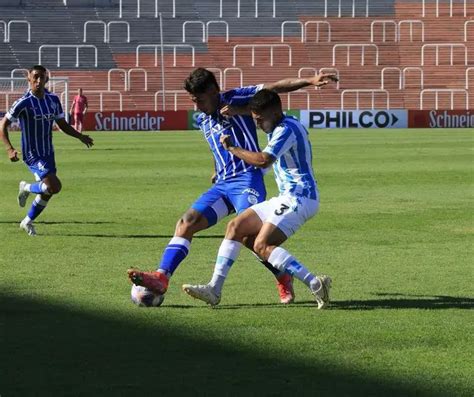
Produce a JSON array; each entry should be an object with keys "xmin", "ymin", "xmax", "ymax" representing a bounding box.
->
[
  {"xmin": 220, "ymin": 104, "xmax": 251, "ymax": 118},
  {"xmin": 56, "ymin": 118, "xmax": 94, "ymax": 148},
  {"xmin": 220, "ymin": 134, "xmax": 274, "ymax": 168},
  {"xmin": 0, "ymin": 117, "xmax": 19, "ymax": 162},
  {"xmin": 263, "ymin": 72, "xmax": 339, "ymax": 93}
]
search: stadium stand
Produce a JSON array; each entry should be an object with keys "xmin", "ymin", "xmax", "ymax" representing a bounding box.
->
[{"xmin": 0, "ymin": 0, "xmax": 472, "ymax": 111}]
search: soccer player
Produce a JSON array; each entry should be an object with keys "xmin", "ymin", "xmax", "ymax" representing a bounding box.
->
[
  {"xmin": 69, "ymin": 88, "xmax": 88, "ymax": 133},
  {"xmin": 0, "ymin": 65, "xmax": 94, "ymax": 236},
  {"xmin": 182, "ymin": 89, "xmax": 332, "ymax": 308},
  {"xmin": 128, "ymin": 68, "xmax": 336, "ymax": 305}
]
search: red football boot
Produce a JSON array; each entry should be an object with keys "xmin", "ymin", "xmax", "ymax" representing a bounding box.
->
[{"xmin": 127, "ymin": 269, "xmax": 169, "ymax": 295}]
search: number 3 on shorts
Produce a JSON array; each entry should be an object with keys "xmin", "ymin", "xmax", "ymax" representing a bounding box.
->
[{"xmin": 274, "ymin": 203, "xmax": 289, "ymax": 216}]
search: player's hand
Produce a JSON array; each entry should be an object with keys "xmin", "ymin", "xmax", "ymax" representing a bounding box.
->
[
  {"xmin": 7, "ymin": 147, "xmax": 19, "ymax": 162},
  {"xmin": 210, "ymin": 172, "xmax": 217, "ymax": 184},
  {"xmin": 80, "ymin": 134, "xmax": 94, "ymax": 148},
  {"xmin": 310, "ymin": 72, "xmax": 339, "ymax": 88},
  {"xmin": 220, "ymin": 105, "xmax": 236, "ymax": 118},
  {"xmin": 220, "ymin": 134, "xmax": 234, "ymax": 150}
]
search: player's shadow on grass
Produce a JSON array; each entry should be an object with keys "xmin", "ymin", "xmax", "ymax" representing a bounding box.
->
[
  {"xmin": 212, "ymin": 294, "xmax": 473, "ymax": 310},
  {"xmin": 59, "ymin": 233, "xmax": 225, "ymax": 239},
  {"xmin": 0, "ymin": 220, "xmax": 115, "ymax": 225},
  {"xmin": 1, "ymin": 291, "xmax": 440, "ymax": 397},
  {"xmin": 330, "ymin": 293, "xmax": 474, "ymax": 310}
]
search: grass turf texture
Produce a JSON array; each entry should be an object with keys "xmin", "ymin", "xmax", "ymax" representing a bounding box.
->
[{"xmin": 0, "ymin": 129, "xmax": 472, "ymax": 396}]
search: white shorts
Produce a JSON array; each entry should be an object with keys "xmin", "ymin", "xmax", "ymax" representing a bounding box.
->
[{"xmin": 251, "ymin": 195, "xmax": 319, "ymax": 238}]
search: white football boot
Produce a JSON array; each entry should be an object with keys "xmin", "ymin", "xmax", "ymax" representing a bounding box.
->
[
  {"xmin": 20, "ymin": 219, "xmax": 36, "ymax": 236},
  {"xmin": 182, "ymin": 284, "xmax": 221, "ymax": 306},
  {"xmin": 17, "ymin": 181, "xmax": 30, "ymax": 207},
  {"xmin": 311, "ymin": 275, "xmax": 332, "ymax": 309}
]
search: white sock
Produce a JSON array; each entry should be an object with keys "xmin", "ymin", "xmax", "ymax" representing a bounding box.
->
[
  {"xmin": 24, "ymin": 182, "xmax": 49, "ymax": 194},
  {"xmin": 267, "ymin": 247, "xmax": 318, "ymax": 288},
  {"xmin": 209, "ymin": 239, "xmax": 242, "ymax": 296}
]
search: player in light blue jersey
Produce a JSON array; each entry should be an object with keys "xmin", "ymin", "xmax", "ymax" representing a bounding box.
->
[
  {"xmin": 0, "ymin": 65, "xmax": 94, "ymax": 236},
  {"xmin": 128, "ymin": 68, "xmax": 336, "ymax": 305},
  {"xmin": 183, "ymin": 89, "xmax": 333, "ymax": 309}
]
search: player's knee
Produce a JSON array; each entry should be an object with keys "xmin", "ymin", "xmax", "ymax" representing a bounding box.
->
[
  {"xmin": 225, "ymin": 218, "xmax": 245, "ymax": 240},
  {"xmin": 177, "ymin": 211, "xmax": 203, "ymax": 233},
  {"xmin": 47, "ymin": 180, "xmax": 62, "ymax": 195}
]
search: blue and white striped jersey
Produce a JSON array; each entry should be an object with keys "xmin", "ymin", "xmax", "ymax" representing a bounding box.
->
[
  {"xmin": 263, "ymin": 116, "xmax": 318, "ymax": 200},
  {"xmin": 197, "ymin": 85, "xmax": 263, "ymax": 182},
  {"xmin": 6, "ymin": 89, "xmax": 64, "ymax": 161}
]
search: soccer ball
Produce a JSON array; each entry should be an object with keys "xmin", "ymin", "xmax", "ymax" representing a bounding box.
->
[{"xmin": 130, "ymin": 284, "xmax": 165, "ymax": 307}]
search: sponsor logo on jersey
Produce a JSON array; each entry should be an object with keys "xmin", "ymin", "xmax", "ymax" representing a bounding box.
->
[{"xmin": 242, "ymin": 188, "xmax": 260, "ymax": 197}]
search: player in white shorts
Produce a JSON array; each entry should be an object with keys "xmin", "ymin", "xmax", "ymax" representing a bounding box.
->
[{"xmin": 183, "ymin": 88, "xmax": 334, "ymax": 309}]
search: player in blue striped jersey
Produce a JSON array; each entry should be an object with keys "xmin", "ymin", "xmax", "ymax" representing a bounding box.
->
[
  {"xmin": 183, "ymin": 89, "xmax": 333, "ymax": 308},
  {"xmin": 0, "ymin": 65, "xmax": 94, "ymax": 236},
  {"xmin": 128, "ymin": 68, "xmax": 335, "ymax": 305}
]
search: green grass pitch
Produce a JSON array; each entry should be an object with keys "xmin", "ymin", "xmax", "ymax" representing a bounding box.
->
[{"xmin": 0, "ymin": 129, "xmax": 472, "ymax": 396}]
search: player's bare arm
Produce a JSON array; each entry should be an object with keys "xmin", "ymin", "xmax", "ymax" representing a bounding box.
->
[
  {"xmin": 56, "ymin": 118, "xmax": 94, "ymax": 147},
  {"xmin": 220, "ymin": 104, "xmax": 251, "ymax": 118},
  {"xmin": 220, "ymin": 134, "xmax": 274, "ymax": 168},
  {"xmin": 0, "ymin": 117, "xmax": 19, "ymax": 162},
  {"xmin": 263, "ymin": 72, "xmax": 339, "ymax": 93}
]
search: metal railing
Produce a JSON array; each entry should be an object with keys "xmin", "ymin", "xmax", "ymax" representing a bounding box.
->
[
  {"xmin": 136, "ymin": 44, "xmax": 195, "ymax": 67},
  {"xmin": 381, "ymin": 67, "xmax": 402, "ymax": 89},
  {"xmin": 62, "ymin": 90, "xmax": 123, "ymax": 112},
  {"xmin": 333, "ymin": 44, "xmax": 379, "ymax": 66},
  {"xmin": 402, "ymin": 67, "xmax": 424, "ymax": 89},
  {"xmin": 281, "ymin": 21, "xmax": 303, "ymax": 42},
  {"xmin": 465, "ymin": 67, "xmax": 474, "ymax": 89},
  {"xmin": 223, "ymin": 67, "xmax": 243, "ymax": 89},
  {"xmin": 421, "ymin": 43, "xmax": 467, "ymax": 66},
  {"xmin": 182, "ymin": 21, "xmax": 205, "ymax": 43},
  {"xmin": 108, "ymin": 68, "xmax": 127, "ymax": 91},
  {"xmin": 154, "ymin": 90, "xmax": 193, "ymax": 111},
  {"xmin": 83, "ymin": 21, "xmax": 106, "ymax": 43},
  {"xmin": 325, "ymin": 0, "xmax": 369, "ymax": 17},
  {"xmin": 233, "ymin": 44, "xmax": 292, "ymax": 67},
  {"xmin": 119, "ymin": 0, "xmax": 159, "ymax": 18},
  {"xmin": 84, "ymin": 21, "xmax": 130, "ymax": 43},
  {"xmin": 1, "ymin": 21, "xmax": 6, "ymax": 43},
  {"xmin": 398, "ymin": 20, "xmax": 424, "ymax": 42},
  {"xmin": 39, "ymin": 44, "xmax": 98, "ymax": 68},
  {"xmin": 465, "ymin": 21, "xmax": 474, "ymax": 42},
  {"xmin": 370, "ymin": 20, "xmax": 397, "ymax": 42},
  {"xmin": 341, "ymin": 89, "xmax": 390, "ymax": 110},
  {"xmin": 128, "ymin": 68, "xmax": 148, "ymax": 91},
  {"xmin": 6, "ymin": 20, "xmax": 31, "ymax": 42},
  {"xmin": 304, "ymin": 21, "xmax": 331, "ymax": 42},
  {"xmin": 420, "ymin": 89, "xmax": 469, "ymax": 110},
  {"xmin": 281, "ymin": 21, "xmax": 332, "ymax": 43},
  {"xmin": 286, "ymin": 90, "xmax": 310, "ymax": 110},
  {"xmin": 422, "ymin": 0, "xmax": 467, "ymax": 17},
  {"xmin": 207, "ymin": 20, "xmax": 229, "ymax": 42},
  {"xmin": 219, "ymin": 0, "xmax": 276, "ymax": 18}
]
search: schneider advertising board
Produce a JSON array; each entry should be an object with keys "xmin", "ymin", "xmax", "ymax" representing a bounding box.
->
[
  {"xmin": 300, "ymin": 110, "xmax": 408, "ymax": 129},
  {"xmin": 408, "ymin": 110, "xmax": 474, "ymax": 128},
  {"xmin": 83, "ymin": 111, "xmax": 188, "ymax": 131}
]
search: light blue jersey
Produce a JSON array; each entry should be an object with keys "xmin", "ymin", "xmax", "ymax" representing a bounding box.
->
[
  {"xmin": 197, "ymin": 85, "xmax": 263, "ymax": 182},
  {"xmin": 6, "ymin": 89, "xmax": 64, "ymax": 163},
  {"xmin": 263, "ymin": 116, "xmax": 318, "ymax": 200}
]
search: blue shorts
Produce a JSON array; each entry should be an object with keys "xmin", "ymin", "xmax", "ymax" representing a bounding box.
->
[
  {"xmin": 25, "ymin": 155, "xmax": 57, "ymax": 181},
  {"xmin": 192, "ymin": 170, "xmax": 267, "ymax": 227}
]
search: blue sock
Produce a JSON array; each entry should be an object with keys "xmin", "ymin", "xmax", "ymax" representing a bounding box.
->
[
  {"xmin": 27, "ymin": 195, "xmax": 49, "ymax": 221},
  {"xmin": 26, "ymin": 182, "xmax": 49, "ymax": 194},
  {"xmin": 157, "ymin": 237, "xmax": 191, "ymax": 276}
]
